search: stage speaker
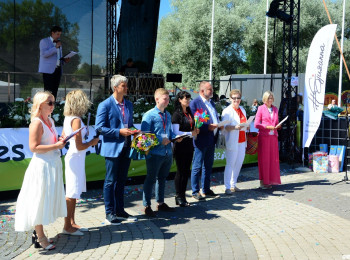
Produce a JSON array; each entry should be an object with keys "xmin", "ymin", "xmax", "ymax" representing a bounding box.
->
[{"xmin": 166, "ymin": 73, "xmax": 182, "ymax": 83}]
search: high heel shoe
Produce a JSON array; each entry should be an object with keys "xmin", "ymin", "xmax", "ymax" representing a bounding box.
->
[
  {"xmin": 31, "ymin": 231, "xmax": 36, "ymax": 244},
  {"xmin": 32, "ymin": 230, "xmax": 53, "ymax": 246},
  {"xmin": 35, "ymin": 236, "xmax": 55, "ymax": 251}
]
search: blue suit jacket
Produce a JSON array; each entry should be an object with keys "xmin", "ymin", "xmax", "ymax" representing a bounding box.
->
[
  {"xmin": 189, "ymin": 96, "xmax": 219, "ymax": 149},
  {"xmin": 38, "ymin": 37, "xmax": 63, "ymax": 74},
  {"xmin": 95, "ymin": 95, "xmax": 134, "ymax": 158}
]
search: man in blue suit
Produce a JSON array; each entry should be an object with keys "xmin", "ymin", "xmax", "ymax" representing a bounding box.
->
[
  {"xmin": 190, "ymin": 81, "xmax": 221, "ymax": 200},
  {"xmin": 38, "ymin": 26, "xmax": 69, "ymax": 99},
  {"xmin": 95, "ymin": 75, "xmax": 140, "ymax": 225}
]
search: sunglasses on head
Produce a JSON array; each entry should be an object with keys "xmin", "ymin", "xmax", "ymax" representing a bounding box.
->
[{"xmin": 45, "ymin": 101, "xmax": 55, "ymax": 106}]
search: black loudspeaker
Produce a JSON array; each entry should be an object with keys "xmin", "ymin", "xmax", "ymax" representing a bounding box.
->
[{"xmin": 166, "ymin": 73, "xmax": 182, "ymax": 83}]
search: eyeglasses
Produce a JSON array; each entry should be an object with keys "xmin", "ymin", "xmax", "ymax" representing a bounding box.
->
[
  {"xmin": 45, "ymin": 101, "xmax": 55, "ymax": 106},
  {"xmin": 231, "ymin": 97, "xmax": 241, "ymax": 100}
]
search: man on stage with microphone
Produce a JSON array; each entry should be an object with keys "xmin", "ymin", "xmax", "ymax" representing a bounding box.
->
[{"xmin": 38, "ymin": 26, "xmax": 70, "ymax": 99}]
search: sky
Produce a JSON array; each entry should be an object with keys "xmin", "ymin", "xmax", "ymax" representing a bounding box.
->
[{"xmin": 159, "ymin": 0, "xmax": 172, "ymax": 23}]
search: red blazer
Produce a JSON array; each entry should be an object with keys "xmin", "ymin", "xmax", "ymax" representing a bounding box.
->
[{"xmin": 254, "ymin": 104, "xmax": 279, "ymax": 137}]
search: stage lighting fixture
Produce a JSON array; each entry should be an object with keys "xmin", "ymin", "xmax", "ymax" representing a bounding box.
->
[{"xmin": 266, "ymin": 0, "xmax": 293, "ymax": 24}]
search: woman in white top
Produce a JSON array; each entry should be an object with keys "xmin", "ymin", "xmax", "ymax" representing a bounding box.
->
[
  {"xmin": 222, "ymin": 89, "xmax": 248, "ymax": 195},
  {"xmin": 15, "ymin": 91, "xmax": 66, "ymax": 251},
  {"xmin": 62, "ymin": 90, "xmax": 99, "ymax": 235}
]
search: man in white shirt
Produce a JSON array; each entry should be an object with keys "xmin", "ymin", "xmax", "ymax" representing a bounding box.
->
[{"xmin": 38, "ymin": 26, "xmax": 70, "ymax": 99}]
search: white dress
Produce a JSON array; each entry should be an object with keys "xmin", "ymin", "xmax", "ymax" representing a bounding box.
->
[
  {"xmin": 63, "ymin": 116, "xmax": 87, "ymax": 199},
  {"xmin": 15, "ymin": 117, "xmax": 66, "ymax": 232}
]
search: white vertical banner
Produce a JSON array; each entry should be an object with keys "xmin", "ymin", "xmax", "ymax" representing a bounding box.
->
[{"xmin": 303, "ymin": 24, "xmax": 337, "ymax": 148}]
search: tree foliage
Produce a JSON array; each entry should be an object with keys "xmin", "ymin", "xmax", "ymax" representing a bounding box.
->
[
  {"xmin": 0, "ymin": 0, "xmax": 80, "ymax": 74},
  {"xmin": 154, "ymin": 0, "xmax": 350, "ymax": 92}
]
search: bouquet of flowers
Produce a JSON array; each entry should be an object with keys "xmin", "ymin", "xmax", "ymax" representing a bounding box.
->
[
  {"xmin": 131, "ymin": 133, "xmax": 159, "ymax": 155},
  {"xmin": 194, "ymin": 109, "xmax": 210, "ymax": 128}
]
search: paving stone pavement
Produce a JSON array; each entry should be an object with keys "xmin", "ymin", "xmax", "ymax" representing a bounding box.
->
[{"xmin": 1, "ymin": 163, "xmax": 350, "ymax": 259}]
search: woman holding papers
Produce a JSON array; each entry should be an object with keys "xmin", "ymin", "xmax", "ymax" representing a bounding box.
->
[
  {"xmin": 254, "ymin": 91, "xmax": 281, "ymax": 189},
  {"xmin": 15, "ymin": 91, "xmax": 66, "ymax": 250},
  {"xmin": 62, "ymin": 90, "xmax": 99, "ymax": 235},
  {"xmin": 172, "ymin": 91, "xmax": 199, "ymax": 207},
  {"xmin": 222, "ymin": 89, "xmax": 248, "ymax": 195}
]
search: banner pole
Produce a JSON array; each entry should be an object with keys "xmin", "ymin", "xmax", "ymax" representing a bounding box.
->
[
  {"xmin": 322, "ymin": 0, "xmax": 350, "ymax": 83},
  {"xmin": 209, "ymin": 0, "xmax": 215, "ymax": 81},
  {"xmin": 338, "ymin": 0, "xmax": 346, "ymax": 106}
]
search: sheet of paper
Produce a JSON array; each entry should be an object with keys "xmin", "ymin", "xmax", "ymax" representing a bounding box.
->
[
  {"xmin": 87, "ymin": 113, "xmax": 91, "ymax": 128},
  {"xmin": 217, "ymin": 120, "xmax": 231, "ymax": 127},
  {"xmin": 239, "ymin": 116, "xmax": 255, "ymax": 129},
  {"xmin": 63, "ymin": 51, "xmax": 78, "ymax": 59},
  {"xmin": 85, "ymin": 113, "xmax": 91, "ymax": 140},
  {"xmin": 63, "ymin": 126, "xmax": 86, "ymax": 143},
  {"xmin": 171, "ymin": 134, "xmax": 191, "ymax": 142},
  {"xmin": 276, "ymin": 115, "xmax": 289, "ymax": 127}
]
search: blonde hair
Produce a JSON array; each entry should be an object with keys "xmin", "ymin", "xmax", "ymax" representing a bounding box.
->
[
  {"xmin": 154, "ymin": 88, "xmax": 169, "ymax": 100},
  {"xmin": 30, "ymin": 91, "xmax": 54, "ymax": 121},
  {"xmin": 262, "ymin": 91, "xmax": 274, "ymax": 103},
  {"xmin": 229, "ymin": 89, "xmax": 241, "ymax": 99},
  {"xmin": 64, "ymin": 89, "xmax": 92, "ymax": 117}
]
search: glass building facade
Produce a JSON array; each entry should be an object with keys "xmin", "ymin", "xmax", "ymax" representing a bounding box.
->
[{"xmin": 0, "ymin": 0, "xmax": 107, "ymax": 101}]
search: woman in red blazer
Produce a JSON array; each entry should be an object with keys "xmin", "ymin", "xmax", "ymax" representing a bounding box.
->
[{"xmin": 254, "ymin": 91, "xmax": 281, "ymax": 189}]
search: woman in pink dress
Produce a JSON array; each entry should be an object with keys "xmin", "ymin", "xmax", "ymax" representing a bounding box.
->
[{"xmin": 254, "ymin": 91, "xmax": 281, "ymax": 189}]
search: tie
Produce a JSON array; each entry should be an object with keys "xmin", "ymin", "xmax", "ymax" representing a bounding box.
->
[{"xmin": 118, "ymin": 102, "xmax": 126, "ymax": 123}]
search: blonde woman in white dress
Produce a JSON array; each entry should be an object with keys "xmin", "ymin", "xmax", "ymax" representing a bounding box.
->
[
  {"xmin": 15, "ymin": 91, "xmax": 66, "ymax": 251},
  {"xmin": 62, "ymin": 90, "xmax": 99, "ymax": 235}
]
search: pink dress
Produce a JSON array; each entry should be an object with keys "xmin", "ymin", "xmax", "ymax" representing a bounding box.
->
[{"xmin": 254, "ymin": 104, "xmax": 281, "ymax": 185}]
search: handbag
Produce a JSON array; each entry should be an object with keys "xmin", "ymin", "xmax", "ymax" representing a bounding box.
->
[
  {"xmin": 216, "ymin": 132, "xmax": 226, "ymax": 149},
  {"xmin": 246, "ymin": 132, "xmax": 258, "ymax": 155}
]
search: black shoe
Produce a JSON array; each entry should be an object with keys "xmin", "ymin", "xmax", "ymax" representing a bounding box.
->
[
  {"xmin": 157, "ymin": 203, "xmax": 175, "ymax": 212},
  {"xmin": 115, "ymin": 211, "xmax": 137, "ymax": 221},
  {"xmin": 32, "ymin": 230, "xmax": 36, "ymax": 244},
  {"xmin": 202, "ymin": 190, "xmax": 219, "ymax": 198},
  {"xmin": 105, "ymin": 213, "xmax": 122, "ymax": 225},
  {"xmin": 192, "ymin": 193, "xmax": 205, "ymax": 200},
  {"xmin": 32, "ymin": 230, "xmax": 53, "ymax": 246},
  {"xmin": 144, "ymin": 206, "xmax": 157, "ymax": 217},
  {"xmin": 175, "ymin": 196, "xmax": 189, "ymax": 207}
]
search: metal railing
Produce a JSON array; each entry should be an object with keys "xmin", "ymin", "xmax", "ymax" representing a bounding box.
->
[{"xmin": 0, "ymin": 71, "xmax": 165, "ymax": 103}]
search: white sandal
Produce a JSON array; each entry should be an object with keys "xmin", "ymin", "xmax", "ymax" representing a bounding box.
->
[{"xmin": 36, "ymin": 236, "xmax": 56, "ymax": 251}]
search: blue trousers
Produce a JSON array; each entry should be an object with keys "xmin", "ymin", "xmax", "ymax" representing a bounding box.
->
[
  {"xmin": 143, "ymin": 154, "xmax": 173, "ymax": 207},
  {"xmin": 104, "ymin": 147, "xmax": 131, "ymax": 215},
  {"xmin": 191, "ymin": 145, "xmax": 215, "ymax": 195}
]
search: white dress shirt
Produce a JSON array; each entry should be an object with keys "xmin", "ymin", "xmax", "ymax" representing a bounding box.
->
[{"xmin": 50, "ymin": 36, "xmax": 61, "ymax": 67}]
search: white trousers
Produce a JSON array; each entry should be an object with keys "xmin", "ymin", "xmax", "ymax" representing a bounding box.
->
[{"xmin": 224, "ymin": 143, "xmax": 246, "ymax": 189}]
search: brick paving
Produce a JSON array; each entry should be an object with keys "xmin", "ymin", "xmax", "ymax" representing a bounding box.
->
[{"xmin": 1, "ymin": 163, "xmax": 350, "ymax": 259}]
